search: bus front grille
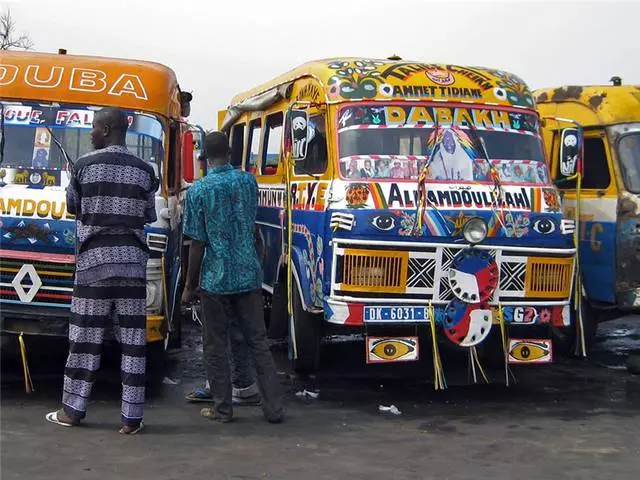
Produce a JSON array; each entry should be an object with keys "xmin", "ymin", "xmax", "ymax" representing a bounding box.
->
[
  {"xmin": 339, "ymin": 249, "xmax": 408, "ymax": 293},
  {"xmin": 525, "ymin": 257, "xmax": 573, "ymax": 299}
]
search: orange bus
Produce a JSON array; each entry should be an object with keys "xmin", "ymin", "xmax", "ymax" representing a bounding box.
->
[{"xmin": 0, "ymin": 50, "xmax": 199, "ymax": 366}]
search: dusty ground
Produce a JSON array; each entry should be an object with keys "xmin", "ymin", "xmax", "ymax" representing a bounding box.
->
[{"xmin": 2, "ymin": 317, "xmax": 640, "ymax": 480}]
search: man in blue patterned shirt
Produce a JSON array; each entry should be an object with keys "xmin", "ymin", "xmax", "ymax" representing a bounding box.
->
[{"xmin": 181, "ymin": 131, "xmax": 284, "ymax": 423}]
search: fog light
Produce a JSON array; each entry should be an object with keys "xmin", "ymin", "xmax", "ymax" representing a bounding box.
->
[{"xmin": 463, "ymin": 217, "xmax": 488, "ymax": 244}]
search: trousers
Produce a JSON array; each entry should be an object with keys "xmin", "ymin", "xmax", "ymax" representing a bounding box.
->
[
  {"xmin": 62, "ymin": 278, "xmax": 146, "ymax": 426},
  {"xmin": 203, "ymin": 317, "xmax": 258, "ymax": 394},
  {"xmin": 201, "ymin": 289, "xmax": 284, "ymax": 422}
]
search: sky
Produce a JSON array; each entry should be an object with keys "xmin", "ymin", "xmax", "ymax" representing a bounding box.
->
[{"xmin": 2, "ymin": 0, "xmax": 639, "ymax": 129}]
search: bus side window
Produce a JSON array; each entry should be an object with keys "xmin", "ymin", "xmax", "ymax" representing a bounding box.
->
[
  {"xmin": 230, "ymin": 122, "xmax": 245, "ymax": 168},
  {"xmin": 294, "ymin": 113, "xmax": 328, "ymax": 175},
  {"xmin": 582, "ymin": 137, "xmax": 610, "ymax": 189},
  {"xmin": 245, "ymin": 118, "xmax": 262, "ymax": 174},
  {"xmin": 554, "ymin": 133, "xmax": 611, "ymax": 190},
  {"xmin": 261, "ymin": 112, "xmax": 283, "ymax": 175}
]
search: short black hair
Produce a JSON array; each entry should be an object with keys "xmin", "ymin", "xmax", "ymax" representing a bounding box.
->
[
  {"xmin": 95, "ymin": 107, "xmax": 129, "ymax": 135},
  {"xmin": 205, "ymin": 131, "xmax": 230, "ymax": 158}
]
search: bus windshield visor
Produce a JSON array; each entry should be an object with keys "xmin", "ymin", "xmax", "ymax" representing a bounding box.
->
[
  {"xmin": 338, "ymin": 105, "xmax": 548, "ymax": 185},
  {"xmin": 0, "ymin": 102, "xmax": 164, "ymax": 175},
  {"xmin": 618, "ymin": 132, "xmax": 640, "ymax": 193}
]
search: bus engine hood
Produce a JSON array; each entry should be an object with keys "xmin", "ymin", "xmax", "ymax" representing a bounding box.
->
[{"xmin": 0, "ymin": 182, "xmax": 169, "ymax": 254}]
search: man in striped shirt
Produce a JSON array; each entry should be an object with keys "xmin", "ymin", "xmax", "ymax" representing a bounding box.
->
[{"xmin": 46, "ymin": 107, "xmax": 158, "ymax": 435}]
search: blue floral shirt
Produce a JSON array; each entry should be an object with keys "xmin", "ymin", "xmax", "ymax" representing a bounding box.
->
[{"xmin": 183, "ymin": 164, "xmax": 262, "ymax": 295}]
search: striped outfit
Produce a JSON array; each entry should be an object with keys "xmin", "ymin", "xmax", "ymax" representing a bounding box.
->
[{"xmin": 62, "ymin": 145, "xmax": 158, "ymax": 426}]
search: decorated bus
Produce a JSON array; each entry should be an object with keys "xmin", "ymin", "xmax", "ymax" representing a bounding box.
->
[
  {"xmin": 219, "ymin": 58, "xmax": 577, "ymax": 385},
  {"xmin": 0, "ymin": 50, "xmax": 198, "ymax": 365},
  {"xmin": 535, "ymin": 80, "xmax": 640, "ymax": 353}
]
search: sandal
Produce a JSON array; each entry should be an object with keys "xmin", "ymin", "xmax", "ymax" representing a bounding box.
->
[
  {"xmin": 119, "ymin": 422, "xmax": 144, "ymax": 435},
  {"xmin": 45, "ymin": 409, "xmax": 78, "ymax": 427},
  {"xmin": 185, "ymin": 387, "xmax": 213, "ymax": 403},
  {"xmin": 200, "ymin": 408, "xmax": 232, "ymax": 423}
]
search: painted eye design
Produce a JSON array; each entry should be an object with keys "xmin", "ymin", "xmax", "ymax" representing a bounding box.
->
[
  {"xmin": 533, "ymin": 218, "xmax": 556, "ymax": 234},
  {"xmin": 493, "ymin": 87, "xmax": 507, "ymax": 101},
  {"xmin": 379, "ymin": 83, "xmax": 393, "ymax": 97},
  {"xmin": 371, "ymin": 215, "xmax": 395, "ymax": 231},
  {"xmin": 371, "ymin": 339, "xmax": 416, "ymax": 362},
  {"xmin": 509, "ymin": 341, "xmax": 550, "ymax": 362}
]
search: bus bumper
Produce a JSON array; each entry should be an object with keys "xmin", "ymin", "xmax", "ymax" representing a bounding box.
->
[{"xmin": 0, "ymin": 304, "xmax": 165, "ymax": 343}]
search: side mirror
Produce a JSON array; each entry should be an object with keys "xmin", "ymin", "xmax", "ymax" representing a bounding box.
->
[
  {"xmin": 559, "ymin": 128, "xmax": 582, "ymax": 179},
  {"xmin": 289, "ymin": 109, "xmax": 309, "ymax": 161},
  {"xmin": 182, "ymin": 129, "xmax": 195, "ymax": 183}
]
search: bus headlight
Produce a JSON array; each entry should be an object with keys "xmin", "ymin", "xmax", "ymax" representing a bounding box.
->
[
  {"xmin": 463, "ymin": 217, "xmax": 488, "ymax": 244},
  {"xmin": 146, "ymin": 280, "xmax": 162, "ymax": 312},
  {"xmin": 146, "ymin": 258, "xmax": 163, "ymax": 313}
]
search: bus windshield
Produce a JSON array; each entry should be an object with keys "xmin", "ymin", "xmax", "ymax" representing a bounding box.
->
[
  {"xmin": 618, "ymin": 132, "xmax": 640, "ymax": 193},
  {"xmin": 337, "ymin": 104, "xmax": 549, "ymax": 185},
  {"xmin": 0, "ymin": 102, "xmax": 164, "ymax": 178}
]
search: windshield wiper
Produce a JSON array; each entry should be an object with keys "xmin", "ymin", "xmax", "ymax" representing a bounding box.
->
[
  {"xmin": 414, "ymin": 116, "xmax": 452, "ymax": 236},
  {"xmin": 466, "ymin": 126, "xmax": 509, "ymax": 235},
  {"xmin": 45, "ymin": 127, "xmax": 75, "ymax": 172}
]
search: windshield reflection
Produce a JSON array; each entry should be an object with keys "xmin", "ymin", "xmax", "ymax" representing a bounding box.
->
[
  {"xmin": 618, "ymin": 132, "xmax": 640, "ymax": 193},
  {"xmin": 0, "ymin": 103, "xmax": 164, "ymax": 174}
]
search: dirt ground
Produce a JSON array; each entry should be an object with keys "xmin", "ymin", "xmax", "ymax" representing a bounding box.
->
[{"xmin": 2, "ymin": 317, "xmax": 640, "ymax": 480}]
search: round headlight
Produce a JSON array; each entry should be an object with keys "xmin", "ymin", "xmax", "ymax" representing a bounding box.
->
[
  {"xmin": 146, "ymin": 282, "xmax": 157, "ymax": 308},
  {"xmin": 463, "ymin": 217, "xmax": 488, "ymax": 244}
]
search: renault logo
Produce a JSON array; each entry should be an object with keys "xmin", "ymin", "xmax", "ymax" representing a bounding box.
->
[{"xmin": 11, "ymin": 264, "xmax": 42, "ymax": 303}]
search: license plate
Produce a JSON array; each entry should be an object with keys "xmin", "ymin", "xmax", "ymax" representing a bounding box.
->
[
  {"xmin": 507, "ymin": 339, "xmax": 553, "ymax": 364},
  {"xmin": 364, "ymin": 306, "xmax": 427, "ymax": 322},
  {"xmin": 366, "ymin": 336, "xmax": 419, "ymax": 364}
]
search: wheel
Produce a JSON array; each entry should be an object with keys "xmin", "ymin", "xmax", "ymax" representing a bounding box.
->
[
  {"xmin": 268, "ymin": 282, "xmax": 288, "ymax": 339},
  {"xmin": 291, "ymin": 284, "xmax": 322, "ymax": 374},
  {"xmin": 552, "ymin": 297, "xmax": 599, "ymax": 357},
  {"xmin": 146, "ymin": 338, "xmax": 167, "ymax": 388},
  {"xmin": 166, "ymin": 300, "xmax": 183, "ymax": 350}
]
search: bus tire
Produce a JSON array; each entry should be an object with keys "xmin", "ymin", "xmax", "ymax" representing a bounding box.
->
[
  {"xmin": 167, "ymin": 301, "xmax": 183, "ymax": 349},
  {"xmin": 291, "ymin": 285, "xmax": 322, "ymax": 374},
  {"xmin": 146, "ymin": 339, "xmax": 167, "ymax": 388},
  {"xmin": 552, "ymin": 298, "xmax": 599, "ymax": 357},
  {"xmin": 268, "ymin": 282, "xmax": 288, "ymax": 339}
]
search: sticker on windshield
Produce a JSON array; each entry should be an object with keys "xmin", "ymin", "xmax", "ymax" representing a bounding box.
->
[
  {"xmin": 55, "ymin": 109, "xmax": 94, "ymax": 128},
  {"xmin": 2, "ymin": 105, "xmax": 43, "ymax": 125},
  {"xmin": 337, "ymin": 105, "xmax": 539, "ymax": 133},
  {"xmin": 32, "ymin": 127, "xmax": 52, "ymax": 169}
]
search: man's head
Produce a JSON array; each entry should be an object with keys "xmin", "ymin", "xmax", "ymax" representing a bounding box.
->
[
  {"xmin": 91, "ymin": 108, "xmax": 129, "ymax": 149},
  {"xmin": 205, "ymin": 131, "xmax": 230, "ymax": 166}
]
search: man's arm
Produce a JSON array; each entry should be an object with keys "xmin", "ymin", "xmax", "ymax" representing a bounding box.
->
[
  {"xmin": 254, "ymin": 225, "xmax": 265, "ymax": 263},
  {"xmin": 66, "ymin": 169, "xmax": 81, "ymax": 215},
  {"xmin": 183, "ymin": 239, "xmax": 205, "ymax": 298},
  {"xmin": 181, "ymin": 185, "xmax": 207, "ymax": 304},
  {"xmin": 144, "ymin": 172, "xmax": 159, "ymax": 224}
]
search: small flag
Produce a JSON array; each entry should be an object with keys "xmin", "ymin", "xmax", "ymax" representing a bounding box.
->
[{"xmin": 330, "ymin": 212, "xmax": 355, "ymax": 232}]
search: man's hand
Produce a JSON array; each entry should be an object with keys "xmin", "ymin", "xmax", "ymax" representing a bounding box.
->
[{"xmin": 181, "ymin": 284, "xmax": 198, "ymax": 307}]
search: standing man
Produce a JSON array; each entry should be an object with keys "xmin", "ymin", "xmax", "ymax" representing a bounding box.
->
[
  {"xmin": 46, "ymin": 108, "xmax": 158, "ymax": 435},
  {"xmin": 181, "ymin": 131, "xmax": 284, "ymax": 424}
]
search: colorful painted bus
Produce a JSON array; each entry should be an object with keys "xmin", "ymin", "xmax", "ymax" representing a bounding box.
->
[
  {"xmin": 219, "ymin": 58, "xmax": 577, "ymax": 380},
  {"xmin": 0, "ymin": 50, "xmax": 197, "ymax": 365},
  {"xmin": 535, "ymin": 80, "xmax": 640, "ymax": 351}
]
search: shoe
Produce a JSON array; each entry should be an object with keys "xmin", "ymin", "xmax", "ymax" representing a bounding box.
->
[{"xmin": 266, "ymin": 413, "xmax": 285, "ymax": 424}]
